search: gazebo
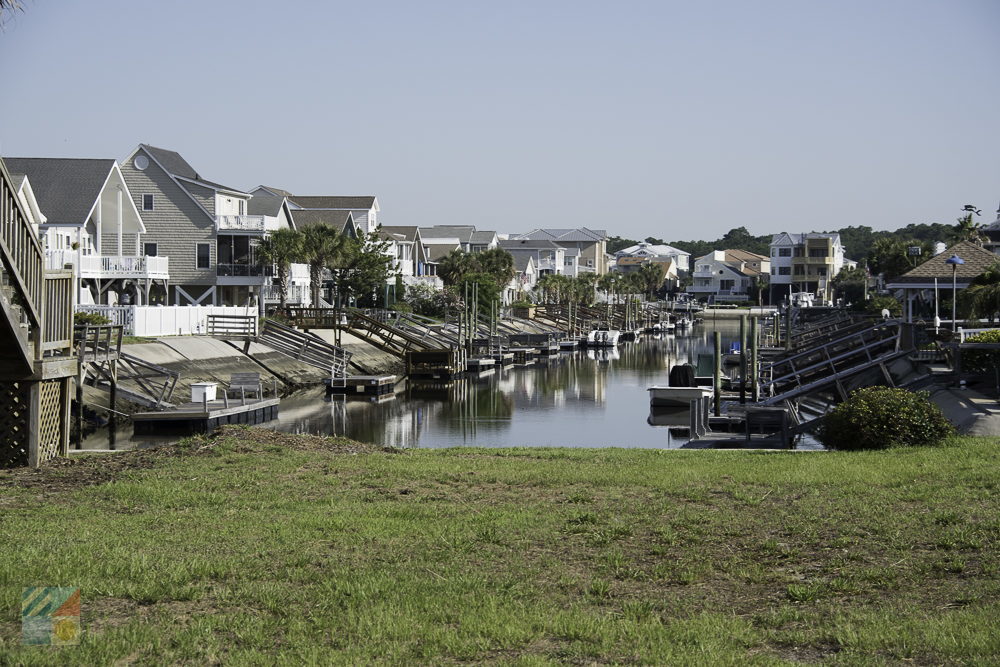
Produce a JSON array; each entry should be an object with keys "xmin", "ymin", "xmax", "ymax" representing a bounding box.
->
[{"xmin": 886, "ymin": 241, "xmax": 1000, "ymax": 324}]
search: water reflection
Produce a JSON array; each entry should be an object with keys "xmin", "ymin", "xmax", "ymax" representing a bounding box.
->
[
  {"xmin": 268, "ymin": 323, "xmax": 745, "ymax": 449},
  {"xmin": 89, "ymin": 323, "xmax": 769, "ymax": 451}
]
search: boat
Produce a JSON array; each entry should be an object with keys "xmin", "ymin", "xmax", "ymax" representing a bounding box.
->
[
  {"xmin": 674, "ymin": 316, "xmax": 692, "ymax": 329},
  {"xmin": 647, "ymin": 385, "xmax": 714, "ymax": 407},
  {"xmin": 586, "ymin": 327, "xmax": 621, "ymax": 347},
  {"xmin": 652, "ymin": 321, "xmax": 675, "ymax": 333}
]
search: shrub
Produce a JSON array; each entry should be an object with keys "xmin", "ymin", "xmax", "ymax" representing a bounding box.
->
[
  {"xmin": 961, "ymin": 329, "xmax": 1000, "ymax": 374},
  {"xmin": 865, "ymin": 295, "xmax": 901, "ymax": 317},
  {"xmin": 817, "ymin": 386, "xmax": 954, "ymax": 451},
  {"xmin": 74, "ymin": 311, "xmax": 111, "ymax": 326}
]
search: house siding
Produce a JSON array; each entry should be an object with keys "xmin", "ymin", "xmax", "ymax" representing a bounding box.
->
[
  {"xmin": 181, "ymin": 181, "xmax": 215, "ymax": 217},
  {"xmin": 120, "ymin": 148, "xmax": 216, "ymax": 288}
]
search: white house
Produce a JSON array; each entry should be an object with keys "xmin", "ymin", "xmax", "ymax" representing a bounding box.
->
[
  {"xmin": 615, "ymin": 241, "xmax": 691, "ymax": 273},
  {"xmin": 769, "ymin": 232, "xmax": 846, "ymax": 304},
  {"xmin": 689, "ymin": 250, "xmax": 769, "ymax": 302}
]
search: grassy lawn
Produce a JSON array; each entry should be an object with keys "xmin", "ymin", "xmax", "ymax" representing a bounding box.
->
[{"xmin": 1, "ymin": 429, "xmax": 999, "ymax": 664}]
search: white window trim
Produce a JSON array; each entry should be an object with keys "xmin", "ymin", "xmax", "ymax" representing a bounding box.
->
[
  {"xmin": 196, "ymin": 242, "xmax": 211, "ymax": 269},
  {"xmin": 142, "ymin": 194, "xmax": 155, "ymax": 211}
]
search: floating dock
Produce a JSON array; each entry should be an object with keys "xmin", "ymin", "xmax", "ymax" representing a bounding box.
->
[
  {"xmin": 133, "ymin": 398, "xmax": 280, "ymax": 436},
  {"xmin": 466, "ymin": 357, "xmax": 496, "ymax": 372},
  {"xmin": 325, "ymin": 375, "xmax": 397, "ymax": 396}
]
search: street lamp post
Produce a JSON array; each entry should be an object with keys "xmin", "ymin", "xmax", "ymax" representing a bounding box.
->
[{"xmin": 945, "ymin": 254, "xmax": 964, "ymax": 333}]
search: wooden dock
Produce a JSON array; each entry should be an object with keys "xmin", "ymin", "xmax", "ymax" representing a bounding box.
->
[{"xmin": 133, "ymin": 398, "xmax": 279, "ymax": 435}]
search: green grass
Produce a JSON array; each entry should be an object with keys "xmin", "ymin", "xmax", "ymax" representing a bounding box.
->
[{"xmin": 2, "ymin": 429, "xmax": 999, "ymax": 664}]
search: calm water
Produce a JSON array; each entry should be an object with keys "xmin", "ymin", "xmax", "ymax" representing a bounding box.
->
[{"xmin": 86, "ymin": 321, "xmax": 820, "ymax": 450}]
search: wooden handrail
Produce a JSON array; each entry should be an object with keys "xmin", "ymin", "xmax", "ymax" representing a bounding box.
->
[{"xmin": 0, "ymin": 157, "xmax": 44, "ymax": 327}]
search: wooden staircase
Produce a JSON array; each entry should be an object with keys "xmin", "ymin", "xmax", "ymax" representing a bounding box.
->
[{"xmin": 0, "ymin": 156, "xmax": 77, "ymax": 467}]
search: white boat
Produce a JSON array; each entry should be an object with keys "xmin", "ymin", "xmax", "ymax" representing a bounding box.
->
[
  {"xmin": 586, "ymin": 328, "xmax": 621, "ymax": 347},
  {"xmin": 647, "ymin": 385, "xmax": 714, "ymax": 407},
  {"xmin": 674, "ymin": 317, "xmax": 692, "ymax": 329},
  {"xmin": 652, "ymin": 321, "xmax": 675, "ymax": 333}
]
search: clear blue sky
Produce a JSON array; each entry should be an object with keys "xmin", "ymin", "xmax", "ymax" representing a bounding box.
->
[{"xmin": 1, "ymin": 0, "xmax": 998, "ymax": 243}]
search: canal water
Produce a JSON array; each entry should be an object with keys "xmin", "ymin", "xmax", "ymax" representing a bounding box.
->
[{"xmin": 84, "ymin": 321, "xmax": 824, "ymax": 451}]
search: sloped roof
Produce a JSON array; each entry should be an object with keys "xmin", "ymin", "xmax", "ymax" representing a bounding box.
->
[
  {"xmin": 888, "ymin": 241, "xmax": 1000, "ymax": 286},
  {"xmin": 516, "ymin": 227, "xmax": 608, "ymax": 242},
  {"xmin": 380, "ymin": 225, "xmax": 419, "ymax": 242},
  {"xmin": 420, "ymin": 226, "xmax": 476, "ymax": 244},
  {"xmin": 4, "ymin": 157, "xmax": 114, "ymax": 224},
  {"xmin": 500, "ymin": 239, "xmax": 561, "ymax": 250},
  {"xmin": 617, "ymin": 242, "xmax": 689, "ymax": 257},
  {"xmin": 725, "ymin": 249, "xmax": 769, "ymax": 274},
  {"xmin": 140, "ymin": 144, "xmax": 247, "ymax": 194},
  {"xmin": 470, "ymin": 230, "xmax": 497, "ymax": 244},
  {"xmin": 248, "ymin": 192, "xmax": 284, "ymax": 217},
  {"xmin": 290, "ymin": 209, "xmax": 356, "ymax": 235},
  {"xmin": 258, "ymin": 185, "xmax": 294, "ymax": 198},
  {"xmin": 513, "ymin": 254, "xmax": 535, "ymax": 273},
  {"xmin": 424, "ymin": 242, "xmax": 461, "ymax": 262},
  {"xmin": 290, "ymin": 195, "xmax": 376, "ymax": 210}
]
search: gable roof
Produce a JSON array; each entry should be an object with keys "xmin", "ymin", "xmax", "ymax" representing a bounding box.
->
[
  {"xmin": 420, "ymin": 225, "xmax": 476, "ymax": 244},
  {"xmin": 513, "ymin": 254, "xmax": 536, "ymax": 273},
  {"xmin": 290, "ymin": 209, "xmax": 358, "ymax": 236},
  {"xmin": 499, "ymin": 239, "xmax": 562, "ymax": 250},
  {"xmin": 248, "ymin": 192, "xmax": 284, "ymax": 217},
  {"xmin": 138, "ymin": 144, "xmax": 247, "ymax": 195},
  {"xmin": 470, "ymin": 230, "xmax": 497, "ymax": 244},
  {"xmin": 255, "ymin": 185, "xmax": 295, "ymax": 198},
  {"xmin": 888, "ymin": 241, "xmax": 1000, "ymax": 286},
  {"xmin": 515, "ymin": 227, "xmax": 608, "ymax": 242},
  {"xmin": 290, "ymin": 195, "xmax": 376, "ymax": 210},
  {"xmin": 616, "ymin": 242, "xmax": 690, "ymax": 257},
  {"xmin": 379, "ymin": 225, "xmax": 419, "ymax": 242},
  {"xmin": 3, "ymin": 157, "xmax": 116, "ymax": 225},
  {"xmin": 725, "ymin": 249, "xmax": 769, "ymax": 265},
  {"xmin": 423, "ymin": 242, "xmax": 461, "ymax": 262}
]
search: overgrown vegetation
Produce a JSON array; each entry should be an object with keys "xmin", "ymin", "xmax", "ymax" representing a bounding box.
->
[
  {"xmin": 818, "ymin": 387, "xmax": 955, "ymax": 451},
  {"xmin": 73, "ymin": 311, "xmax": 112, "ymax": 326},
  {"xmin": 1, "ymin": 427, "xmax": 998, "ymax": 663},
  {"xmin": 961, "ymin": 329, "xmax": 1000, "ymax": 374}
]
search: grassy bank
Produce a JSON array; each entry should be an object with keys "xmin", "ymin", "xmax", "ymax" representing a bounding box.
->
[{"xmin": 1, "ymin": 429, "xmax": 999, "ymax": 664}]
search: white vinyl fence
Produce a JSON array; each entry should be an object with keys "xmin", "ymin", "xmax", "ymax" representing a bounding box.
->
[{"xmin": 77, "ymin": 305, "xmax": 255, "ymax": 337}]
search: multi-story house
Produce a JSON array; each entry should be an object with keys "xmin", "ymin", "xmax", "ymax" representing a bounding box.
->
[
  {"xmin": 512, "ymin": 228, "xmax": 608, "ymax": 274},
  {"xmin": 614, "ymin": 241, "xmax": 690, "ymax": 273},
  {"xmin": 498, "ymin": 239, "xmax": 566, "ymax": 277},
  {"xmin": 689, "ymin": 249, "xmax": 770, "ymax": 303},
  {"xmin": 379, "ymin": 225, "xmax": 439, "ymax": 288},
  {"xmin": 769, "ymin": 232, "xmax": 845, "ymax": 304},
  {"xmin": 5, "ymin": 157, "xmax": 166, "ymax": 306},
  {"xmin": 282, "ymin": 194, "xmax": 380, "ymax": 235},
  {"xmin": 418, "ymin": 226, "xmax": 499, "ymax": 253}
]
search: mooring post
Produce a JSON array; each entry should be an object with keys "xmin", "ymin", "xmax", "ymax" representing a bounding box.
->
[
  {"xmin": 109, "ymin": 367, "xmax": 117, "ymax": 451},
  {"xmin": 713, "ymin": 330, "xmax": 722, "ymax": 417},
  {"xmin": 739, "ymin": 315, "xmax": 747, "ymax": 404},
  {"xmin": 75, "ymin": 370, "xmax": 84, "ymax": 450},
  {"xmin": 785, "ymin": 307, "xmax": 793, "ymax": 352},
  {"xmin": 750, "ymin": 316, "xmax": 760, "ymax": 402}
]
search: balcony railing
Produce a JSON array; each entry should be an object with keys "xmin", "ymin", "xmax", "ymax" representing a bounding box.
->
[
  {"xmin": 216, "ymin": 215, "xmax": 266, "ymax": 231},
  {"xmin": 260, "ymin": 284, "xmax": 311, "ymax": 304},
  {"xmin": 217, "ymin": 263, "xmax": 268, "ymax": 277},
  {"xmin": 44, "ymin": 251, "xmax": 169, "ymax": 279}
]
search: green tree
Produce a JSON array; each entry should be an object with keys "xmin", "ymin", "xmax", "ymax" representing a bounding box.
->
[
  {"xmin": 336, "ymin": 231, "xmax": 395, "ymax": 307},
  {"xmin": 301, "ymin": 224, "xmax": 350, "ymax": 307},
  {"xmin": 474, "ymin": 248, "xmax": 516, "ymax": 288},
  {"xmin": 437, "ymin": 250, "xmax": 476, "ymax": 286},
  {"xmin": 831, "ymin": 265, "xmax": 868, "ymax": 307},
  {"xmin": 954, "ymin": 213, "xmax": 985, "ymax": 245},
  {"xmin": 962, "ymin": 262, "xmax": 1000, "ymax": 322},
  {"xmin": 256, "ymin": 228, "xmax": 304, "ymax": 311},
  {"xmin": 606, "ymin": 236, "xmax": 638, "ymax": 254}
]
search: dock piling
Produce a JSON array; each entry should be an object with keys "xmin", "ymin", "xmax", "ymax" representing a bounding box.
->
[{"xmin": 713, "ymin": 331, "xmax": 722, "ymax": 417}]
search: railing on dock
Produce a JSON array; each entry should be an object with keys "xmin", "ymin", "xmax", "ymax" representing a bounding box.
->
[
  {"xmin": 42, "ymin": 270, "xmax": 74, "ymax": 355},
  {"xmin": 207, "ymin": 314, "xmax": 258, "ymax": 338}
]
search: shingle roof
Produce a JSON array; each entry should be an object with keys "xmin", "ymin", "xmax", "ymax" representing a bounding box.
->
[
  {"xmin": 248, "ymin": 192, "xmax": 284, "ymax": 217},
  {"xmin": 725, "ymin": 249, "xmax": 769, "ymax": 272},
  {"xmin": 888, "ymin": 241, "xmax": 1000, "ymax": 286},
  {"xmin": 290, "ymin": 196, "xmax": 376, "ymax": 210},
  {"xmin": 513, "ymin": 254, "xmax": 534, "ymax": 273},
  {"xmin": 470, "ymin": 230, "xmax": 497, "ymax": 244},
  {"xmin": 258, "ymin": 185, "xmax": 294, "ymax": 198},
  {"xmin": 420, "ymin": 226, "xmax": 476, "ymax": 244},
  {"xmin": 616, "ymin": 242, "xmax": 689, "ymax": 257},
  {"xmin": 290, "ymin": 209, "xmax": 356, "ymax": 234},
  {"xmin": 379, "ymin": 225, "xmax": 419, "ymax": 242},
  {"xmin": 424, "ymin": 243, "xmax": 461, "ymax": 262},
  {"xmin": 140, "ymin": 144, "xmax": 246, "ymax": 194},
  {"xmin": 3, "ymin": 157, "xmax": 115, "ymax": 224}
]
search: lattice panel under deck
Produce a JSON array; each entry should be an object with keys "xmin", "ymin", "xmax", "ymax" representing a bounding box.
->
[
  {"xmin": 0, "ymin": 382, "xmax": 30, "ymax": 468},
  {"xmin": 37, "ymin": 380, "xmax": 63, "ymax": 464}
]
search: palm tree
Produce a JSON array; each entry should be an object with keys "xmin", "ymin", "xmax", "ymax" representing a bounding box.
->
[
  {"xmin": 964, "ymin": 262, "xmax": 1000, "ymax": 323},
  {"xmin": 954, "ymin": 213, "xmax": 985, "ymax": 246},
  {"xmin": 301, "ymin": 224, "xmax": 350, "ymax": 307},
  {"xmin": 437, "ymin": 250, "xmax": 474, "ymax": 286},
  {"xmin": 256, "ymin": 228, "xmax": 304, "ymax": 312}
]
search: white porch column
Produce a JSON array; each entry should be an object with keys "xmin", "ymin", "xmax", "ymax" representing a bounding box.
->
[{"xmin": 116, "ymin": 187, "xmax": 123, "ymax": 259}]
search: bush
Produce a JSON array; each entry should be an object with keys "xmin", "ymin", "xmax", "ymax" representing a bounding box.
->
[
  {"xmin": 74, "ymin": 311, "xmax": 111, "ymax": 326},
  {"xmin": 962, "ymin": 329, "xmax": 1000, "ymax": 374},
  {"xmin": 817, "ymin": 386, "xmax": 954, "ymax": 451},
  {"xmin": 865, "ymin": 295, "xmax": 901, "ymax": 317}
]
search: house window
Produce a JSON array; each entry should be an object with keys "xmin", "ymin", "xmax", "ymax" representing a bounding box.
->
[
  {"xmin": 196, "ymin": 243, "xmax": 211, "ymax": 269},
  {"xmin": 809, "ymin": 248, "xmax": 828, "ymax": 258},
  {"xmin": 142, "ymin": 194, "xmax": 154, "ymax": 211},
  {"xmin": 794, "ymin": 265, "xmax": 804, "ymax": 275},
  {"xmin": 817, "ymin": 267, "xmax": 828, "ymax": 277},
  {"xmin": 779, "ymin": 267, "xmax": 791, "ymax": 275},
  {"xmin": 720, "ymin": 280, "xmax": 735, "ymax": 291},
  {"xmin": 144, "ymin": 243, "xmax": 158, "ymax": 257},
  {"xmin": 778, "ymin": 248, "xmax": 791, "ymax": 257},
  {"xmin": 238, "ymin": 200, "xmax": 245, "ymax": 215}
]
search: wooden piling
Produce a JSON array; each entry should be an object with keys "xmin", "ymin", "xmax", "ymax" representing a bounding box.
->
[
  {"xmin": 739, "ymin": 315, "xmax": 747, "ymax": 404},
  {"xmin": 750, "ymin": 316, "xmax": 759, "ymax": 402},
  {"xmin": 713, "ymin": 331, "xmax": 722, "ymax": 417}
]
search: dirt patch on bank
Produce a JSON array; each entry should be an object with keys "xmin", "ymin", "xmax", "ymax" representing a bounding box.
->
[{"xmin": 0, "ymin": 426, "xmax": 396, "ymax": 497}]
